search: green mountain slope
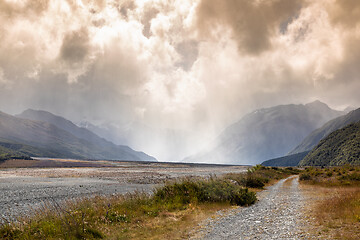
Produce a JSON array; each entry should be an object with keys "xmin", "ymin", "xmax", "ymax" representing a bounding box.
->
[
  {"xmin": 0, "ymin": 111, "xmax": 156, "ymax": 161},
  {"xmin": 0, "ymin": 141, "xmax": 31, "ymax": 161},
  {"xmin": 261, "ymin": 151, "xmax": 309, "ymax": 167},
  {"xmin": 299, "ymin": 121, "xmax": 360, "ymax": 166},
  {"xmin": 289, "ymin": 108, "xmax": 360, "ymax": 155},
  {"xmin": 0, "ymin": 137, "xmax": 55, "ymax": 161}
]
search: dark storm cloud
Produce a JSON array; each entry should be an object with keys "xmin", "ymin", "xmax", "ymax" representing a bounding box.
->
[
  {"xmin": 329, "ymin": 0, "xmax": 360, "ymax": 28},
  {"xmin": 117, "ymin": 0, "xmax": 136, "ymax": 19},
  {"xmin": 197, "ymin": 0, "xmax": 303, "ymax": 55},
  {"xmin": 176, "ymin": 40, "xmax": 199, "ymax": 71},
  {"xmin": 60, "ymin": 28, "xmax": 90, "ymax": 64},
  {"xmin": 141, "ymin": 7, "xmax": 159, "ymax": 38},
  {"xmin": 0, "ymin": 0, "xmax": 49, "ymax": 19}
]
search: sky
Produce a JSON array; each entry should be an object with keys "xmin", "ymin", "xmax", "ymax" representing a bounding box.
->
[{"xmin": 0, "ymin": 0, "xmax": 360, "ymax": 161}]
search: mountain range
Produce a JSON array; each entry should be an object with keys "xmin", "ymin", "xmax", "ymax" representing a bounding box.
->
[
  {"xmin": 0, "ymin": 110, "xmax": 156, "ymax": 161},
  {"xmin": 262, "ymin": 108, "xmax": 360, "ymax": 166},
  {"xmin": 2, "ymin": 101, "xmax": 357, "ymax": 166},
  {"xmin": 77, "ymin": 120, "xmax": 199, "ymax": 162},
  {"xmin": 184, "ymin": 100, "xmax": 343, "ymax": 165}
]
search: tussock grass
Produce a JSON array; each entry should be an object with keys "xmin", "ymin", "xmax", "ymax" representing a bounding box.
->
[
  {"xmin": 0, "ymin": 165, "xmax": 298, "ymax": 239},
  {"xmin": 313, "ymin": 188, "xmax": 360, "ymax": 239},
  {"xmin": 299, "ymin": 165, "xmax": 360, "ymax": 186},
  {"xmin": 300, "ymin": 166, "xmax": 360, "ymax": 239}
]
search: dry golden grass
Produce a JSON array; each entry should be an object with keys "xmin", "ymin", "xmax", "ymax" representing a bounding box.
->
[
  {"xmin": 300, "ymin": 167, "xmax": 360, "ymax": 239},
  {"xmin": 313, "ymin": 187, "xmax": 360, "ymax": 239},
  {"xmin": 106, "ymin": 203, "xmax": 232, "ymax": 240}
]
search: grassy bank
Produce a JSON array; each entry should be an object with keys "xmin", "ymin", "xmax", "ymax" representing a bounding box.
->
[
  {"xmin": 299, "ymin": 165, "xmax": 360, "ymax": 187},
  {"xmin": 299, "ymin": 166, "xmax": 360, "ymax": 239},
  {"xmin": 0, "ymin": 166, "xmax": 299, "ymax": 240}
]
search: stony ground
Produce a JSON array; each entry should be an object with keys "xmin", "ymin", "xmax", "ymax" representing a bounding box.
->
[
  {"xmin": 191, "ymin": 176, "xmax": 312, "ymax": 240},
  {"xmin": 0, "ymin": 159, "xmax": 248, "ymax": 222}
]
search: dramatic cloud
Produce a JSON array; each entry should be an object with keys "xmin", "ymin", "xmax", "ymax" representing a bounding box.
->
[
  {"xmin": 0, "ymin": 0, "xmax": 359, "ymax": 161},
  {"xmin": 197, "ymin": 0, "xmax": 303, "ymax": 55}
]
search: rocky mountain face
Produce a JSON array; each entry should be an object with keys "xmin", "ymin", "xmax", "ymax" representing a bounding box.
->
[
  {"xmin": 0, "ymin": 110, "xmax": 155, "ymax": 161},
  {"xmin": 184, "ymin": 101, "xmax": 343, "ymax": 165}
]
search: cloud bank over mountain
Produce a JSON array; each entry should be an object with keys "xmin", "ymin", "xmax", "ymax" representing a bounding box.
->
[{"xmin": 0, "ymin": 0, "xmax": 359, "ymax": 161}]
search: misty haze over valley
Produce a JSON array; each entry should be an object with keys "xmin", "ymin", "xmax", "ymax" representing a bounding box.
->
[
  {"xmin": 1, "ymin": 1, "xmax": 360, "ymax": 239},
  {"xmin": 0, "ymin": 0, "xmax": 359, "ymax": 164}
]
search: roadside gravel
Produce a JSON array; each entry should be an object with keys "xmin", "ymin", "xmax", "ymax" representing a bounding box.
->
[{"xmin": 192, "ymin": 176, "xmax": 311, "ymax": 239}]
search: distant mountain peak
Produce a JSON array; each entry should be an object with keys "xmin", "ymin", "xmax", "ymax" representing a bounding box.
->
[
  {"xmin": 184, "ymin": 101, "xmax": 343, "ymax": 165},
  {"xmin": 344, "ymin": 106, "xmax": 357, "ymax": 113},
  {"xmin": 20, "ymin": 109, "xmax": 65, "ymax": 119},
  {"xmin": 12, "ymin": 109, "xmax": 156, "ymax": 161},
  {"xmin": 305, "ymin": 100, "xmax": 329, "ymax": 109}
]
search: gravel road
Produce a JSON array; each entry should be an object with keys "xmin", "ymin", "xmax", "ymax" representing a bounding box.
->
[{"xmin": 193, "ymin": 176, "xmax": 311, "ymax": 239}]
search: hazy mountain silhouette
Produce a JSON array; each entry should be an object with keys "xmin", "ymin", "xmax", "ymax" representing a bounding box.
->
[
  {"xmin": 184, "ymin": 101, "xmax": 343, "ymax": 165},
  {"xmin": 0, "ymin": 110, "xmax": 155, "ymax": 161}
]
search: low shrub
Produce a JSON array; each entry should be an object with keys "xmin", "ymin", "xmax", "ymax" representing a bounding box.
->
[
  {"xmin": 299, "ymin": 173, "xmax": 312, "ymax": 181},
  {"xmin": 225, "ymin": 165, "xmax": 300, "ymax": 189},
  {"xmin": 245, "ymin": 176, "xmax": 266, "ymax": 188},
  {"xmin": 153, "ymin": 179, "xmax": 256, "ymax": 206}
]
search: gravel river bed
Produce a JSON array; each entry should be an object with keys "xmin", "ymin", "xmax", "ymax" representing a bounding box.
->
[{"xmin": 0, "ymin": 159, "xmax": 248, "ymax": 222}]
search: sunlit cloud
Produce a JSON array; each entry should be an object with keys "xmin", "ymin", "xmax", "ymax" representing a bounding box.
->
[{"xmin": 0, "ymin": 0, "xmax": 360, "ymax": 161}]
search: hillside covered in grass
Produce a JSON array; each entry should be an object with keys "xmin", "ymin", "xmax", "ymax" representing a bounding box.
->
[
  {"xmin": 290, "ymin": 108, "xmax": 360, "ymax": 155},
  {"xmin": 299, "ymin": 121, "xmax": 360, "ymax": 166},
  {"xmin": 0, "ymin": 139, "xmax": 42, "ymax": 161}
]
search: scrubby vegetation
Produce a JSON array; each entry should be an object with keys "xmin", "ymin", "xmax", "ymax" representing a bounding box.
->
[
  {"xmin": 0, "ymin": 165, "xmax": 299, "ymax": 239},
  {"xmin": 300, "ymin": 166, "xmax": 360, "ymax": 239},
  {"xmin": 0, "ymin": 140, "xmax": 36, "ymax": 161},
  {"xmin": 225, "ymin": 165, "xmax": 301, "ymax": 189},
  {"xmin": 299, "ymin": 166, "xmax": 360, "ymax": 186},
  {"xmin": 154, "ymin": 178, "xmax": 256, "ymax": 207},
  {"xmin": 299, "ymin": 121, "xmax": 360, "ymax": 166}
]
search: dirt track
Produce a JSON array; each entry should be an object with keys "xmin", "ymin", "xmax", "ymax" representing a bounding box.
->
[{"xmin": 192, "ymin": 176, "xmax": 312, "ymax": 239}]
